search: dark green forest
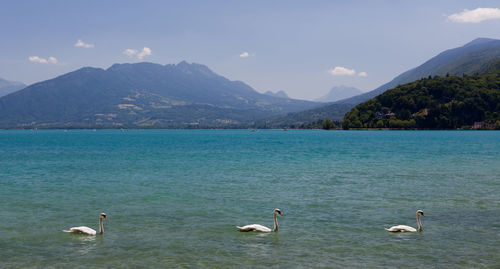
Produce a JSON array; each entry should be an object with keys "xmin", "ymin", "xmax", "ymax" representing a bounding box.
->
[{"xmin": 343, "ymin": 71, "xmax": 500, "ymax": 129}]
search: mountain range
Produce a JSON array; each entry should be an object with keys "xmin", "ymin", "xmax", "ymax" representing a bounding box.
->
[
  {"xmin": 0, "ymin": 61, "xmax": 319, "ymax": 128},
  {"xmin": 337, "ymin": 38, "xmax": 500, "ymax": 105},
  {"xmin": 1, "ymin": 38, "xmax": 499, "ymax": 129},
  {"xmin": 265, "ymin": 38, "xmax": 500, "ymax": 124}
]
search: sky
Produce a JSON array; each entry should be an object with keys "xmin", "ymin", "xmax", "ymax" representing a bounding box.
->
[{"xmin": 1, "ymin": 0, "xmax": 500, "ymax": 100}]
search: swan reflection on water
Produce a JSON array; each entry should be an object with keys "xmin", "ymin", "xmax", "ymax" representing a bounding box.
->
[
  {"xmin": 75, "ymin": 235, "xmax": 97, "ymax": 243},
  {"xmin": 239, "ymin": 228, "xmax": 281, "ymax": 255},
  {"xmin": 74, "ymin": 235, "xmax": 97, "ymax": 255}
]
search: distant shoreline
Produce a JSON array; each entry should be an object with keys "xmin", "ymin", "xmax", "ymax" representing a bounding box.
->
[{"xmin": 1, "ymin": 127, "xmax": 498, "ymax": 131}]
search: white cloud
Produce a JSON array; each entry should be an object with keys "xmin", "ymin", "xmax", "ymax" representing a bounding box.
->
[
  {"xmin": 123, "ymin": 49, "xmax": 138, "ymax": 57},
  {"xmin": 48, "ymin": 57, "xmax": 58, "ymax": 64},
  {"xmin": 329, "ymin": 66, "xmax": 356, "ymax": 76},
  {"xmin": 29, "ymin": 56, "xmax": 58, "ymax": 64},
  {"xmin": 123, "ymin": 47, "xmax": 152, "ymax": 60},
  {"xmin": 358, "ymin": 71, "xmax": 368, "ymax": 77},
  {"xmin": 448, "ymin": 7, "xmax": 500, "ymax": 23},
  {"xmin": 75, "ymin": 39, "xmax": 94, "ymax": 48},
  {"xmin": 239, "ymin": 51, "xmax": 256, "ymax": 58},
  {"xmin": 29, "ymin": 56, "xmax": 47, "ymax": 64},
  {"xmin": 137, "ymin": 47, "xmax": 152, "ymax": 60}
]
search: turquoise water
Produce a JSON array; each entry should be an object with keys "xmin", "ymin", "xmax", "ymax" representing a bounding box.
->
[{"xmin": 1, "ymin": 130, "xmax": 499, "ymax": 268}]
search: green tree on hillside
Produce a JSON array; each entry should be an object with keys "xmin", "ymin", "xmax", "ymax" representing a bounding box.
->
[
  {"xmin": 343, "ymin": 71, "xmax": 500, "ymax": 129},
  {"xmin": 322, "ymin": 118, "xmax": 335, "ymax": 130}
]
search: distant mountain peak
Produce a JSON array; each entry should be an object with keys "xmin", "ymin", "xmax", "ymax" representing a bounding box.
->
[
  {"xmin": 0, "ymin": 61, "xmax": 319, "ymax": 128},
  {"xmin": 105, "ymin": 61, "xmax": 218, "ymax": 78},
  {"xmin": 0, "ymin": 77, "xmax": 23, "ymax": 87},
  {"xmin": 0, "ymin": 76, "xmax": 26, "ymax": 97},
  {"xmin": 264, "ymin": 90, "xmax": 289, "ymax": 99},
  {"xmin": 176, "ymin": 60, "xmax": 210, "ymax": 73},
  {"xmin": 107, "ymin": 62, "xmax": 158, "ymax": 71},
  {"xmin": 335, "ymin": 37, "xmax": 500, "ymax": 105},
  {"xmin": 315, "ymin": 85, "xmax": 362, "ymax": 102}
]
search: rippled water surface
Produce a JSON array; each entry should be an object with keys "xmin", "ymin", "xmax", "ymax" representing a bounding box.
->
[{"xmin": 1, "ymin": 130, "xmax": 499, "ymax": 268}]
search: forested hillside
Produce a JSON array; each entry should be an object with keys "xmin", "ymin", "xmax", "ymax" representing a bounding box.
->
[{"xmin": 343, "ymin": 69, "xmax": 500, "ymax": 129}]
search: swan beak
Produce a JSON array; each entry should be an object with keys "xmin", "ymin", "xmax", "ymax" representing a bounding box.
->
[
  {"xmin": 104, "ymin": 216, "xmax": 108, "ymax": 219},
  {"xmin": 279, "ymin": 212, "xmax": 283, "ymax": 215}
]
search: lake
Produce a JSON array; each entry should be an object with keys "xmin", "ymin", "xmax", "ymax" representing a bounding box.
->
[{"xmin": 0, "ymin": 130, "xmax": 499, "ymax": 268}]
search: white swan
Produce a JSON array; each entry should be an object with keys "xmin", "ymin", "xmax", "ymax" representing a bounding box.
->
[
  {"xmin": 64, "ymin": 213, "xmax": 107, "ymax": 235},
  {"xmin": 385, "ymin": 210, "xmax": 424, "ymax": 232},
  {"xmin": 237, "ymin": 208, "xmax": 282, "ymax": 232}
]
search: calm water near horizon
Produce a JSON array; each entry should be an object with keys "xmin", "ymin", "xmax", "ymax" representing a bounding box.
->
[{"xmin": 1, "ymin": 130, "xmax": 499, "ymax": 268}]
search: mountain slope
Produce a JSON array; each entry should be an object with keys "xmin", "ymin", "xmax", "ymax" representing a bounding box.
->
[
  {"xmin": 259, "ymin": 38, "xmax": 500, "ymax": 127},
  {"xmin": 0, "ymin": 62, "xmax": 319, "ymax": 128},
  {"xmin": 315, "ymin": 85, "xmax": 362, "ymax": 102},
  {"xmin": 343, "ymin": 62, "xmax": 500, "ymax": 129},
  {"xmin": 336, "ymin": 38, "xmax": 500, "ymax": 105},
  {"xmin": 0, "ymin": 77, "xmax": 25, "ymax": 97}
]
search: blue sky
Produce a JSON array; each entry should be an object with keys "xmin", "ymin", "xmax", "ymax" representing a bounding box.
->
[{"xmin": 1, "ymin": 0, "xmax": 500, "ymax": 100}]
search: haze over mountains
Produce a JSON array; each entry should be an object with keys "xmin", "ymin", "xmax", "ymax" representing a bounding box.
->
[
  {"xmin": 337, "ymin": 38, "xmax": 500, "ymax": 105},
  {"xmin": 267, "ymin": 38, "xmax": 500, "ymax": 123},
  {"xmin": 0, "ymin": 61, "xmax": 319, "ymax": 128},
  {"xmin": 0, "ymin": 77, "xmax": 25, "ymax": 97},
  {"xmin": 315, "ymin": 85, "xmax": 363, "ymax": 103},
  {"xmin": 264, "ymin": 90, "xmax": 289, "ymax": 99},
  {"xmin": 1, "ymin": 38, "xmax": 499, "ymax": 129}
]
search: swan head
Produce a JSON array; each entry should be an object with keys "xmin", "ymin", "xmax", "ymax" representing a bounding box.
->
[
  {"xmin": 417, "ymin": 210, "xmax": 424, "ymax": 216},
  {"xmin": 100, "ymin": 213, "xmax": 107, "ymax": 219},
  {"xmin": 274, "ymin": 208, "xmax": 283, "ymax": 216}
]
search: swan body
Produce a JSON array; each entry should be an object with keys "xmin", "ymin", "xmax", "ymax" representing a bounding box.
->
[
  {"xmin": 237, "ymin": 208, "xmax": 282, "ymax": 233},
  {"xmin": 64, "ymin": 226, "xmax": 98, "ymax": 235},
  {"xmin": 386, "ymin": 210, "xmax": 424, "ymax": 233},
  {"xmin": 385, "ymin": 225, "xmax": 417, "ymax": 233},
  {"xmin": 64, "ymin": 213, "xmax": 107, "ymax": 235},
  {"xmin": 237, "ymin": 224, "xmax": 272, "ymax": 232}
]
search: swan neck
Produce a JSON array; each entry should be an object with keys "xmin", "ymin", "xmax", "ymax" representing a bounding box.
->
[
  {"xmin": 273, "ymin": 212, "xmax": 278, "ymax": 232},
  {"xmin": 99, "ymin": 217, "xmax": 104, "ymax": 234},
  {"xmin": 416, "ymin": 213, "xmax": 422, "ymax": 232}
]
